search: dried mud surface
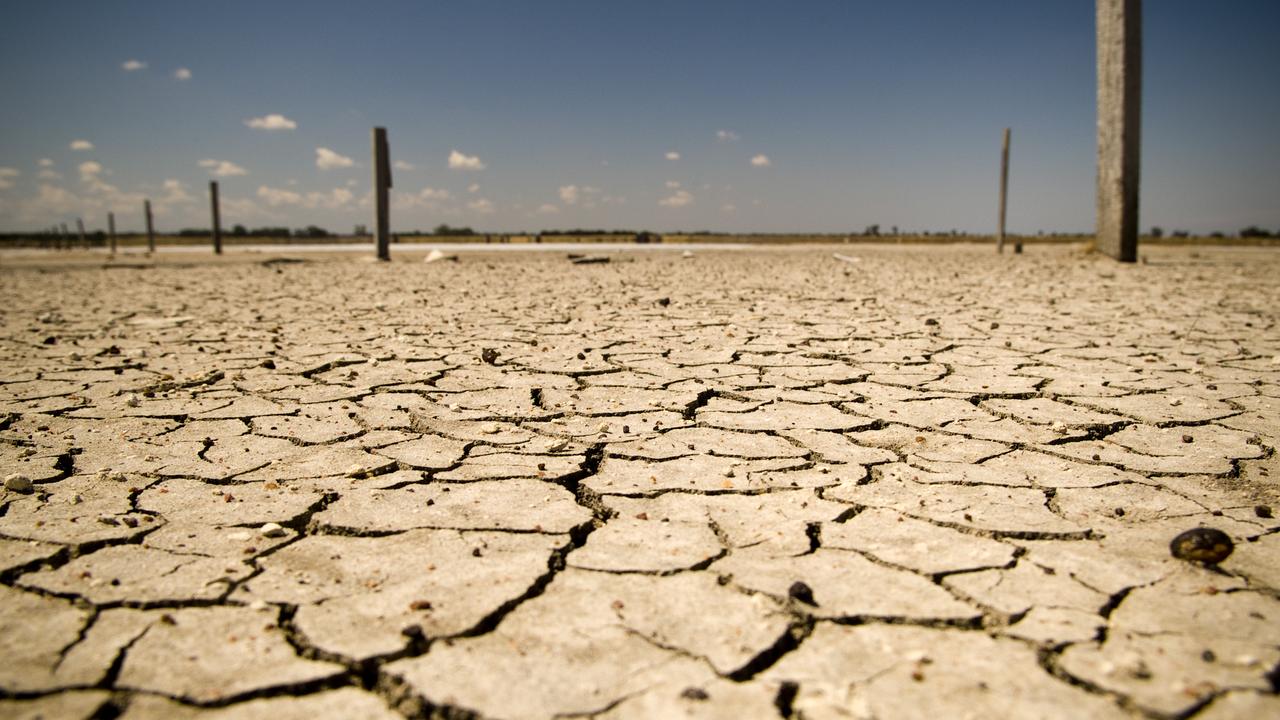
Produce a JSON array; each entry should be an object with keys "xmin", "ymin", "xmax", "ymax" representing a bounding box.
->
[{"xmin": 1, "ymin": 245, "xmax": 1278, "ymax": 719}]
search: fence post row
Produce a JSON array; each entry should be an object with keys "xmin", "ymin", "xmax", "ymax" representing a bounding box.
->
[
  {"xmin": 997, "ymin": 128, "xmax": 1010, "ymax": 254},
  {"xmin": 372, "ymin": 127, "xmax": 391, "ymax": 262},
  {"xmin": 210, "ymin": 181, "xmax": 222, "ymax": 255},
  {"xmin": 1096, "ymin": 0, "xmax": 1142, "ymax": 262},
  {"xmin": 144, "ymin": 199, "xmax": 155, "ymax": 254}
]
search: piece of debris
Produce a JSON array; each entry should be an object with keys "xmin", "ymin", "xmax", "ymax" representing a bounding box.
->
[
  {"xmin": 425, "ymin": 249, "xmax": 459, "ymax": 263},
  {"xmin": 1255, "ymin": 505, "xmax": 1273, "ymax": 519},
  {"xmin": 569, "ymin": 255, "xmax": 610, "ymax": 265},
  {"xmin": 680, "ymin": 687, "xmax": 710, "ymax": 701},
  {"xmin": 481, "ymin": 348, "xmax": 500, "ymax": 365},
  {"xmin": 681, "ymin": 250, "xmax": 694, "ymax": 258},
  {"xmin": 1170, "ymin": 527, "xmax": 1233, "ymax": 564},
  {"xmin": 657, "ymin": 297, "xmax": 671, "ymax": 307},
  {"xmin": 832, "ymin": 253, "xmax": 861, "ymax": 263},
  {"xmin": 4, "ymin": 473, "xmax": 34, "ymax": 493}
]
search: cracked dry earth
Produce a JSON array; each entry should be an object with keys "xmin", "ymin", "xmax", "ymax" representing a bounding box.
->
[{"xmin": 0, "ymin": 244, "xmax": 1278, "ymax": 720}]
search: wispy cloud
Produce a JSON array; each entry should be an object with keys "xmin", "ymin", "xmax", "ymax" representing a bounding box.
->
[
  {"xmin": 448, "ymin": 150, "xmax": 485, "ymax": 171},
  {"xmin": 665, "ymin": 180, "xmax": 681, "ymax": 189},
  {"xmin": 121, "ymin": 59, "xmax": 147, "ymax": 72},
  {"xmin": 0, "ymin": 167, "xmax": 19, "ymax": 190},
  {"xmin": 245, "ymin": 114, "xmax": 298, "ymax": 130},
  {"xmin": 665, "ymin": 151, "xmax": 681, "ymax": 161},
  {"xmin": 315, "ymin": 147, "xmax": 354, "ymax": 170},
  {"xmin": 536, "ymin": 203, "xmax": 559, "ymax": 215},
  {"xmin": 751, "ymin": 154, "xmax": 771, "ymax": 167},
  {"xmin": 659, "ymin": 189, "xmax": 694, "ymax": 208},
  {"xmin": 198, "ymin": 159, "xmax": 248, "ymax": 177},
  {"xmin": 559, "ymin": 185, "xmax": 579, "ymax": 205},
  {"xmin": 38, "ymin": 158, "xmax": 53, "ymax": 167},
  {"xmin": 716, "ymin": 129, "xmax": 740, "ymax": 142},
  {"xmin": 468, "ymin": 183, "xmax": 480, "ymax": 194},
  {"xmin": 467, "ymin": 198, "xmax": 495, "ymax": 214},
  {"xmin": 173, "ymin": 67, "xmax": 192, "ymax": 81},
  {"xmin": 393, "ymin": 160, "xmax": 415, "ymax": 171},
  {"xmin": 70, "ymin": 139, "xmax": 94, "ymax": 151}
]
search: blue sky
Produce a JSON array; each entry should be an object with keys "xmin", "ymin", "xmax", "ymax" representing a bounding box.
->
[{"xmin": 1, "ymin": 0, "xmax": 1277, "ymax": 235}]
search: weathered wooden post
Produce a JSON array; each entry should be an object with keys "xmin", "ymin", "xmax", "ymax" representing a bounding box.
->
[
  {"xmin": 997, "ymin": 128, "xmax": 1010, "ymax": 253},
  {"xmin": 76, "ymin": 218, "xmax": 87, "ymax": 249},
  {"xmin": 59, "ymin": 223, "xmax": 70, "ymax": 251},
  {"xmin": 107, "ymin": 212, "xmax": 117, "ymax": 254},
  {"xmin": 209, "ymin": 181, "xmax": 223, "ymax": 255},
  {"xmin": 371, "ymin": 127, "xmax": 392, "ymax": 261},
  {"xmin": 1097, "ymin": 0, "xmax": 1142, "ymax": 262},
  {"xmin": 144, "ymin": 199, "xmax": 155, "ymax": 254}
]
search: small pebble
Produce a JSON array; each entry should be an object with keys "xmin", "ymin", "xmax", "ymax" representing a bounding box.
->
[
  {"xmin": 260, "ymin": 522, "xmax": 288, "ymax": 538},
  {"xmin": 1170, "ymin": 527, "xmax": 1233, "ymax": 564},
  {"xmin": 680, "ymin": 687, "xmax": 709, "ymax": 701},
  {"xmin": 1181, "ymin": 434, "xmax": 1194, "ymax": 444},
  {"xmin": 788, "ymin": 580, "xmax": 817, "ymax": 606},
  {"xmin": 4, "ymin": 474, "xmax": 34, "ymax": 493},
  {"xmin": 480, "ymin": 348, "xmax": 499, "ymax": 365},
  {"xmin": 1255, "ymin": 505, "xmax": 1273, "ymax": 519}
]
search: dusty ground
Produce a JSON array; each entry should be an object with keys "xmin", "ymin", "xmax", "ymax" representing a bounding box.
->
[{"xmin": 0, "ymin": 244, "xmax": 1277, "ymax": 720}]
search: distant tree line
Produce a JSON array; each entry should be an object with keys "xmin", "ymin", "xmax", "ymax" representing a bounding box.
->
[{"xmin": 176, "ymin": 225, "xmax": 333, "ymax": 237}]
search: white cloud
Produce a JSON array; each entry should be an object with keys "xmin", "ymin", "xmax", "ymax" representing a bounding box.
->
[
  {"xmin": 721, "ymin": 203, "xmax": 737, "ymax": 213},
  {"xmin": 315, "ymin": 147, "xmax": 354, "ymax": 170},
  {"xmin": 557, "ymin": 184, "xmax": 601, "ymax": 207},
  {"xmin": 70, "ymin": 139, "xmax": 94, "ymax": 151},
  {"xmin": 750, "ymin": 154, "xmax": 771, "ymax": 167},
  {"xmin": 245, "ymin": 114, "xmax": 298, "ymax": 130},
  {"xmin": 198, "ymin": 159, "xmax": 248, "ymax": 177},
  {"xmin": 38, "ymin": 169, "xmax": 62, "ymax": 180},
  {"xmin": 659, "ymin": 189, "xmax": 694, "ymax": 208},
  {"xmin": 121, "ymin": 59, "xmax": 147, "ymax": 72},
  {"xmin": 665, "ymin": 180, "xmax": 681, "ymax": 189},
  {"xmin": 173, "ymin": 67, "xmax": 192, "ymax": 81},
  {"xmin": 536, "ymin": 203, "xmax": 559, "ymax": 215},
  {"xmin": 78, "ymin": 161, "xmax": 104, "ymax": 182},
  {"xmin": 467, "ymin": 198, "xmax": 495, "ymax": 214},
  {"xmin": 420, "ymin": 187, "xmax": 452, "ymax": 201},
  {"xmin": 256, "ymin": 185, "xmax": 353, "ymax": 209},
  {"xmin": 716, "ymin": 130, "xmax": 740, "ymax": 142},
  {"xmin": 393, "ymin": 160, "xmax": 415, "ymax": 171},
  {"xmin": 0, "ymin": 167, "xmax": 18, "ymax": 190},
  {"xmin": 468, "ymin": 183, "xmax": 480, "ymax": 194},
  {"xmin": 448, "ymin": 150, "xmax": 485, "ymax": 171},
  {"xmin": 257, "ymin": 185, "xmax": 302, "ymax": 206},
  {"xmin": 38, "ymin": 158, "xmax": 53, "ymax": 167},
  {"xmin": 159, "ymin": 179, "xmax": 194, "ymax": 206},
  {"xmin": 665, "ymin": 151, "xmax": 681, "ymax": 161}
]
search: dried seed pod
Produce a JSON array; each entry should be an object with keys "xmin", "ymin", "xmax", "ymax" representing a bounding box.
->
[{"xmin": 1170, "ymin": 528, "xmax": 1233, "ymax": 564}]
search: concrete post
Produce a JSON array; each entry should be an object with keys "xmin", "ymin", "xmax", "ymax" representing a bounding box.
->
[
  {"xmin": 108, "ymin": 212, "xmax": 117, "ymax": 254},
  {"xmin": 210, "ymin": 181, "xmax": 223, "ymax": 255},
  {"xmin": 76, "ymin": 218, "xmax": 87, "ymax": 249},
  {"xmin": 997, "ymin": 128, "xmax": 1010, "ymax": 254},
  {"xmin": 372, "ymin": 127, "xmax": 391, "ymax": 262},
  {"xmin": 144, "ymin": 199, "xmax": 155, "ymax": 254},
  {"xmin": 1097, "ymin": 0, "xmax": 1142, "ymax": 262}
]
